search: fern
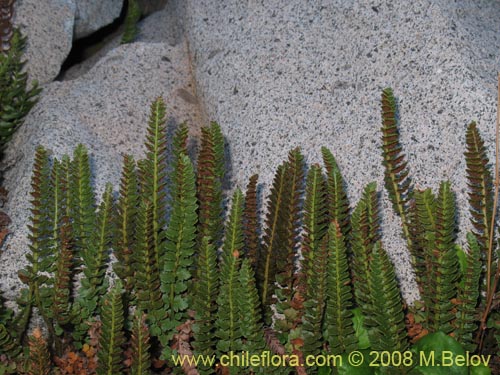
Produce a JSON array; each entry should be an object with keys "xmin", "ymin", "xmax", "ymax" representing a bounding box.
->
[
  {"xmin": 365, "ymin": 243, "xmax": 408, "ymax": 354},
  {"xmin": 192, "ymin": 237, "xmax": 218, "ymax": 375},
  {"xmin": 259, "ymin": 148, "xmax": 305, "ymax": 326},
  {"xmin": 0, "ymin": 29, "xmax": 41, "ymax": 146},
  {"xmin": 73, "ymin": 184, "xmax": 114, "ymax": 344},
  {"xmin": 139, "ymin": 97, "xmax": 168, "ymax": 271},
  {"xmin": 0, "ymin": 0, "xmax": 14, "ymax": 53},
  {"xmin": 130, "ymin": 310, "xmax": 151, "ymax": 375},
  {"xmin": 321, "ymin": 147, "xmax": 351, "ymax": 240},
  {"xmin": 351, "ymin": 182, "xmax": 380, "ymax": 312},
  {"xmin": 51, "ymin": 218, "xmax": 73, "ymax": 327},
  {"xmin": 196, "ymin": 122, "xmax": 225, "ymax": 248},
  {"xmin": 464, "ymin": 121, "xmax": 494, "ymax": 252},
  {"xmin": 427, "ymin": 181, "xmax": 459, "ymax": 334},
  {"xmin": 243, "ymin": 174, "xmax": 260, "ymax": 268},
  {"xmin": 114, "ymin": 154, "xmax": 139, "ymax": 295},
  {"xmin": 454, "ymin": 233, "xmax": 481, "ymax": 352},
  {"xmin": 134, "ymin": 200, "xmax": 163, "ymax": 336},
  {"xmin": 160, "ymin": 153, "xmax": 197, "ymax": 355},
  {"xmin": 27, "ymin": 328, "xmax": 51, "ymax": 375},
  {"xmin": 380, "ymin": 88, "xmax": 414, "ymax": 247},
  {"xmin": 323, "ymin": 222, "xmax": 357, "ymax": 355},
  {"xmin": 97, "ymin": 281, "xmax": 126, "ymax": 375},
  {"xmin": 215, "ymin": 189, "xmax": 244, "ymax": 354},
  {"xmin": 0, "ymin": 323, "xmax": 20, "ymax": 357},
  {"xmin": 121, "ymin": 0, "xmax": 141, "ymax": 44},
  {"xmin": 238, "ymin": 259, "xmax": 267, "ymax": 373}
]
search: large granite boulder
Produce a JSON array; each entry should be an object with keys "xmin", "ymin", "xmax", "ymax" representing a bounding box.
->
[
  {"xmin": 14, "ymin": 0, "xmax": 76, "ymax": 84},
  {"xmin": 74, "ymin": 0, "xmax": 124, "ymax": 39},
  {"xmin": 178, "ymin": 0, "xmax": 500, "ymax": 302},
  {"xmin": 0, "ymin": 8, "xmax": 203, "ymax": 300},
  {"xmin": 14, "ymin": 0, "xmax": 125, "ymax": 84}
]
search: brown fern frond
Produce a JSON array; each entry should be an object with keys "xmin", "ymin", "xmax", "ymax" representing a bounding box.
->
[
  {"xmin": 27, "ymin": 328, "xmax": 51, "ymax": 375},
  {"xmin": 0, "ymin": 0, "xmax": 14, "ymax": 53},
  {"xmin": 243, "ymin": 174, "xmax": 260, "ymax": 269}
]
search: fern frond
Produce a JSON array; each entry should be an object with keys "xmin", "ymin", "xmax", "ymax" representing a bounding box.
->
[
  {"xmin": 380, "ymin": 88, "xmax": 413, "ymax": 245},
  {"xmin": 121, "ymin": 0, "xmax": 141, "ymax": 44},
  {"xmin": 324, "ymin": 222, "xmax": 357, "ymax": 355},
  {"xmin": 301, "ymin": 229, "xmax": 329, "ymax": 362},
  {"xmin": 365, "ymin": 243, "xmax": 408, "ymax": 354},
  {"xmin": 97, "ymin": 281, "xmax": 126, "ymax": 375},
  {"xmin": 114, "ymin": 154, "xmax": 139, "ymax": 294},
  {"xmin": 321, "ymin": 147, "xmax": 351, "ymax": 240},
  {"xmin": 52, "ymin": 217, "xmax": 73, "ymax": 327},
  {"xmin": 0, "ymin": 323, "xmax": 20, "ymax": 357},
  {"xmin": 192, "ymin": 236, "xmax": 218, "ymax": 375},
  {"xmin": 238, "ymin": 259, "xmax": 267, "ymax": 373},
  {"xmin": 243, "ymin": 174, "xmax": 260, "ymax": 268},
  {"xmin": 0, "ymin": 0, "xmax": 14, "ymax": 53},
  {"xmin": 27, "ymin": 328, "xmax": 50, "ymax": 375},
  {"xmin": 70, "ymin": 144, "xmax": 95, "ymax": 262},
  {"xmin": 0, "ymin": 28, "xmax": 41, "ymax": 146},
  {"xmin": 215, "ymin": 189, "xmax": 244, "ymax": 354},
  {"xmin": 196, "ymin": 122, "xmax": 225, "ymax": 248},
  {"xmin": 134, "ymin": 200, "xmax": 163, "ymax": 337},
  {"xmin": 351, "ymin": 182, "xmax": 380, "ymax": 311},
  {"xmin": 140, "ymin": 97, "xmax": 168, "ymax": 270},
  {"xmin": 454, "ymin": 233, "xmax": 481, "ymax": 352},
  {"xmin": 160, "ymin": 153, "xmax": 197, "ymax": 354},
  {"xmin": 465, "ymin": 121, "xmax": 494, "ymax": 252},
  {"xmin": 300, "ymin": 164, "xmax": 328, "ymax": 294},
  {"xmin": 130, "ymin": 310, "xmax": 151, "ymax": 375},
  {"xmin": 73, "ymin": 184, "xmax": 114, "ymax": 344},
  {"xmin": 259, "ymin": 148, "xmax": 305, "ymax": 325},
  {"xmin": 427, "ymin": 181, "xmax": 459, "ymax": 334}
]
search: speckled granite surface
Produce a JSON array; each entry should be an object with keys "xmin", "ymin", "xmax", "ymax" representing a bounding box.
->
[{"xmin": 178, "ymin": 0, "xmax": 500, "ymax": 302}]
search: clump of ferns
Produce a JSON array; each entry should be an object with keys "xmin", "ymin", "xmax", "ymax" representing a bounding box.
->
[
  {"xmin": 380, "ymin": 87, "xmax": 499, "ymax": 355},
  {"xmin": 2, "ymin": 88, "xmax": 499, "ymax": 375}
]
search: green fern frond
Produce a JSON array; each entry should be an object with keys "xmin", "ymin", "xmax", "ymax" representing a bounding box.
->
[
  {"xmin": 324, "ymin": 221, "xmax": 357, "ymax": 355},
  {"xmin": 130, "ymin": 310, "xmax": 152, "ymax": 375},
  {"xmin": 0, "ymin": 323, "xmax": 20, "ymax": 357},
  {"xmin": 196, "ymin": 122, "xmax": 225, "ymax": 249},
  {"xmin": 300, "ymin": 164, "xmax": 328, "ymax": 294},
  {"xmin": 0, "ymin": 29, "xmax": 41, "ymax": 147},
  {"xmin": 454, "ymin": 233, "xmax": 481, "ymax": 352},
  {"xmin": 160, "ymin": 153, "xmax": 197, "ymax": 354},
  {"xmin": 114, "ymin": 154, "xmax": 139, "ymax": 294},
  {"xmin": 365, "ymin": 243, "xmax": 408, "ymax": 354},
  {"xmin": 172, "ymin": 122, "xmax": 189, "ymax": 158},
  {"xmin": 301, "ymin": 229, "xmax": 329, "ymax": 362},
  {"xmin": 215, "ymin": 189, "xmax": 244, "ymax": 354},
  {"xmin": 121, "ymin": 0, "xmax": 141, "ymax": 44},
  {"xmin": 243, "ymin": 174, "xmax": 260, "ymax": 268},
  {"xmin": 428, "ymin": 181, "xmax": 459, "ymax": 334},
  {"xmin": 192, "ymin": 236, "xmax": 218, "ymax": 375},
  {"xmin": 70, "ymin": 144, "xmax": 96, "ymax": 261},
  {"xmin": 134, "ymin": 200, "xmax": 163, "ymax": 337},
  {"xmin": 464, "ymin": 121, "xmax": 494, "ymax": 252},
  {"xmin": 52, "ymin": 218, "xmax": 73, "ymax": 327},
  {"xmin": 351, "ymin": 182, "xmax": 380, "ymax": 311},
  {"xmin": 73, "ymin": 184, "xmax": 114, "ymax": 343},
  {"xmin": 97, "ymin": 281, "xmax": 126, "ymax": 375},
  {"xmin": 380, "ymin": 88, "xmax": 413, "ymax": 244},
  {"xmin": 238, "ymin": 259, "xmax": 267, "ymax": 372},
  {"xmin": 321, "ymin": 147, "xmax": 351, "ymax": 240},
  {"xmin": 140, "ymin": 97, "xmax": 168, "ymax": 270}
]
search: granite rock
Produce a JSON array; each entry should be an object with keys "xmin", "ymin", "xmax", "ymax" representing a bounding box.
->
[
  {"xmin": 74, "ymin": 0, "xmax": 124, "ymax": 39},
  {"xmin": 178, "ymin": 0, "xmax": 500, "ymax": 302},
  {"xmin": 0, "ymin": 35, "xmax": 203, "ymax": 300},
  {"xmin": 14, "ymin": 0, "xmax": 76, "ymax": 84}
]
